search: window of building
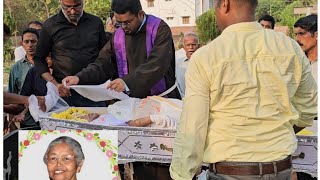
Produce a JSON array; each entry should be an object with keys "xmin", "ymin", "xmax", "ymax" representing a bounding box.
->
[
  {"xmin": 166, "ymin": 17, "xmax": 174, "ymax": 20},
  {"xmin": 147, "ymin": 0, "xmax": 154, "ymax": 7},
  {"xmin": 182, "ymin": 16, "xmax": 190, "ymax": 24}
]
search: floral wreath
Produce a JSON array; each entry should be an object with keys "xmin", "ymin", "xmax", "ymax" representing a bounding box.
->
[{"xmin": 19, "ymin": 130, "xmax": 119, "ymax": 178}]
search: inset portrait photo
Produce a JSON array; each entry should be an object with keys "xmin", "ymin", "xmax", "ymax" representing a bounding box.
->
[{"xmin": 19, "ymin": 130, "xmax": 119, "ymax": 180}]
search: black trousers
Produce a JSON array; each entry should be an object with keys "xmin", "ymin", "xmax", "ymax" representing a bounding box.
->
[{"xmin": 133, "ymin": 162, "xmax": 171, "ymax": 180}]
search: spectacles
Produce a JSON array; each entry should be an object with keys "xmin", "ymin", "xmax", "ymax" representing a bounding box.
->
[
  {"xmin": 115, "ymin": 17, "xmax": 135, "ymax": 28},
  {"xmin": 61, "ymin": 3, "xmax": 83, "ymax": 11},
  {"xmin": 46, "ymin": 154, "xmax": 76, "ymax": 164}
]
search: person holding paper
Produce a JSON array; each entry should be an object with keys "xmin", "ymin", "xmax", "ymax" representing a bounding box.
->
[
  {"xmin": 34, "ymin": 0, "xmax": 107, "ymax": 107},
  {"xmin": 63, "ymin": 0, "xmax": 180, "ymax": 99}
]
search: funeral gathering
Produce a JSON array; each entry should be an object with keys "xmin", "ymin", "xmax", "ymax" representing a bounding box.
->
[{"xmin": 2, "ymin": 0, "xmax": 318, "ymax": 179}]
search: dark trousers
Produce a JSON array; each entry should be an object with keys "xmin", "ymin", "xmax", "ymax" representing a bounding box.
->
[
  {"xmin": 62, "ymin": 90, "xmax": 106, "ymax": 107},
  {"xmin": 132, "ymin": 162, "xmax": 171, "ymax": 180}
]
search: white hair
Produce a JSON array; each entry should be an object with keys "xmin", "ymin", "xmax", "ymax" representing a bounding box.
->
[
  {"xmin": 183, "ymin": 32, "xmax": 199, "ymax": 45},
  {"xmin": 43, "ymin": 136, "xmax": 85, "ymax": 166}
]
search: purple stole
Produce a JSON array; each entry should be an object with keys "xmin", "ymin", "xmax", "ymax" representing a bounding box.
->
[{"xmin": 114, "ymin": 15, "xmax": 167, "ymax": 96}]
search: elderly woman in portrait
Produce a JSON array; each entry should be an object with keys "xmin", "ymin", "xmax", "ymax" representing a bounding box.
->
[{"xmin": 43, "ymin": 136, "xmax": 85, "ymax": 180}]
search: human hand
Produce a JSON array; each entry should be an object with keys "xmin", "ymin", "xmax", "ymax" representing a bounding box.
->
[
  {"xmin": 107, "ymin": 78, "xmax": 126, "ymax": 92},
  {"xmin": 126, "ymin": 117, "xmax": 153, "ymax": 127},
  {"xmin": 12, "ymin": 113, "xmax": 25, "ymax": 122},
  {"xmin": 36, "ymin": 96, "xmax": 46, "ymax": 112},
  {"xmin": 56, "ymin": 83, "xmax": 71, "ymax": 97},
  {"xmin": 63, "ymin": 76, "xmax": 80, "ymax": 87}
]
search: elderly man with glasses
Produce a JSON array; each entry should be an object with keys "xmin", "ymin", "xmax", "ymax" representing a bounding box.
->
[{"xmin": 34, "ymin": 0, "xmax": 107, "ymax": 107}]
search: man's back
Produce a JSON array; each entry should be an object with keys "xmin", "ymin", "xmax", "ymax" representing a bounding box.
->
[{"xmin": 178, "ymin": 22, "xmax": 317, "ymax": 164}]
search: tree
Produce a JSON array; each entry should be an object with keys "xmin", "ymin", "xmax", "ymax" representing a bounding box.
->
[
  {"xmin": 25, "ymin": 0, "xmax": 60, "ymax": 21},
  {"xmin": 84, "ymin": 0, "xmax": 111, "ymax": 24},
  {"xmin": 4, "ymin": 0, "xmax": 112, "ymax": 35},
  {"xmin": 255, "ymin": 0, "xmax": 287, "ymax": 23},
  {"xmin": 279, "ymin": 1, "xmax": 304, "ymax": 38},
  {"xmin": 195, "ymin": 9, "xmax": 220, "ymax": 44},
  {"xmin": 3, "ymin": 0, "xmax": 111, "ymax": 62},
  {"xmin": 4, "ymin": 6, "xmax": 17, "ymax": 62}
]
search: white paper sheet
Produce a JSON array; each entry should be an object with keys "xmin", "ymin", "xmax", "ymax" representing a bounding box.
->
[
  {"xmin": 90, "ymin": 114, "xmax": 129, "ymax": 127},
  {"xmin": 69, "ymin": 80, "xmax": 130, "ymax": 102}
]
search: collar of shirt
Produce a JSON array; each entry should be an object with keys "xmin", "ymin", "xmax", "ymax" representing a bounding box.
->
[
  {"xmin": 310, "ymin": 59, "xmax": 318, "ymax": 65},
  {"xmin": 57, "ymin": 10, "xmax": 86, "ymax": 24},
  {"xmin": 22, "ymin": 56, "xmax": 33, "ymax": 65},
  {"xmin": 136, "ymin": 14, "xmax": 147, "ymax": 33},
  {"xmin": 222, "ymin": 22, "xmax": 262, "ymax": 34}
]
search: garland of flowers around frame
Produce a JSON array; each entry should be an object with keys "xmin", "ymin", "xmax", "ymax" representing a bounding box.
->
[{"xmin": 19, "ymin": 130, "xmax": 119, "ymax": 178}]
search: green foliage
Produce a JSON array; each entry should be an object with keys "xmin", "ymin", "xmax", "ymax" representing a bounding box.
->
[
  {"xmin": 255, "ymin": 0, "xmax": 287, "ymax": 22},
  {"xmin": 85, "ymin": 0, "xmax": 111, "ymax": 24},
  {"xmin": 279, "ymin": 1, "xmax": 304, "ymax": 38},
  {"xmin": 25, "ymin": 0, "xmax": 60, "ymax": 21},
  {"xmin": 195, "ymin": 9, "xmax": 220, "ymax": 44},
  {"xmin": 4, "ymin": 0, "xmax": 111, "ymax": 35},
  {"xmin": 4, "ymin": 39, "xmax": 15, "ymax": 63},
  {"xmin": 3, "ymin": 0, "xmax": 111, "ymax": 67},
  {"xmin": 4, "ymin": 9, "xmax": 16, "ymax": 35},
  {"xmin": 255, "ymin": 0, "xmax": 317, "ymax": 38}
]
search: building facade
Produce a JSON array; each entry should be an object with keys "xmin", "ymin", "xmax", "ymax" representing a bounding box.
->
[
  {"xmin": 196, "ymin": 0, "xmax": 214, "ymax": 17},
  {"xmin": 141, "ymin": 0, "xmax": 213, "ymax": 46},
  {"xmin": 141, "ymin": 0, "xmax": 197, "ymax": 27}
]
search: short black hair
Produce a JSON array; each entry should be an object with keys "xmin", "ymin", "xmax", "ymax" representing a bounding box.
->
[
  {"xmin": 258, "ymin": 14, "xmax": 275, "ymax": 29},
  {"xmin": 111, "ymin": 0, "xmax": 142, "ymax": 15},
  {"xmin": 27, "ymin": 20, "xmax": 43, "ymax": 28},
  {"xmin": 294, "ymin": 14, "xmax": 317, "ymax": 35},
  {"xmin": 22, "ymin": 28, "xmax": 39, "ymax": 41},
  {"xmin": 4, "ymin": 23, "xmax": 11, "ymax": 35}
]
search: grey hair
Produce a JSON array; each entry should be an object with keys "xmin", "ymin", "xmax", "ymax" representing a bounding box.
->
[
  {"xmin": 183, "ymin": 32, "xmax": 199, "ymax": 45},
  {"xmin": 43, "ymin": 136, "xmax": 85, "ymax": 166},
  {"xmin": 184, "ymin": 32, "xmax": 198, "ymax": 39}
]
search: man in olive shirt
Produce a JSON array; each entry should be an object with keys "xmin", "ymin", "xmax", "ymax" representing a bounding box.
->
[
  {"xmin": 34, "ymin": 0, "xmax": 107, "ymax": 106},
  {"xmin": 170, "ymin": 0, "xmax": 318, "ymax": 179}
]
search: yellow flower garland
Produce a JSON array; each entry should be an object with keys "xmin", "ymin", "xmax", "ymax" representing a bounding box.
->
[{"xmin": 51, "ymin": 107, "xmax": 89, "ymax": 122}]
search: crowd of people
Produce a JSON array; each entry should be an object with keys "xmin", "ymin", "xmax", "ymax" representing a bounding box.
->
[{"xmin": 3, "ymin": 0, "xmax": 318, "ymax": 179}]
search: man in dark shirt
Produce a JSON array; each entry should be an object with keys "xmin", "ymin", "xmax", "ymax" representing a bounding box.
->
[
  {"xmin": 34, "ymin": 0, "xmax": 107, "ymax": 107},
  {"xmin": 12, "ymin": 57, "xmax": 53, "ymax": 129},
  {"xmin": 63, "ymin": 0, "xmax": 180, "ymax": 99}
]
